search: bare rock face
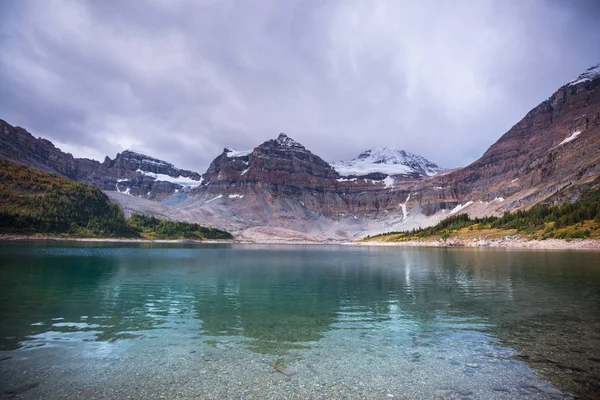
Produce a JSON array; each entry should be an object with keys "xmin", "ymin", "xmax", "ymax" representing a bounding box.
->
[
  {"xmin": 419, "ymin": 64, "xmax": 600, "ymax": 214},
  {"xmin": 0, "ymin": 120, "xmax": 101, "ymax": 182},
  {"xmin": 191, "ymin": 134, "xmax": 414, "ymax": 223},
  {"xmin": 200, "ymin": 134, "xmax": 338, "ymax": 189},
  {"xmin": 101, "ymin": 150, "xmax": 201, "ymax": 181},
  {"xmin": 0, "ymin": 121, "xmax": 203, "ymax": 200},
  {"xmin": 91, "ymin": 151, "xmax": 203, "ymax": 199}
]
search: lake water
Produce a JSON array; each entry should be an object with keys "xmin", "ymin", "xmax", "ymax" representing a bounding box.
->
[{"xmin": 1, "ymin": 242, "xmax": 599, "ymax": 399}]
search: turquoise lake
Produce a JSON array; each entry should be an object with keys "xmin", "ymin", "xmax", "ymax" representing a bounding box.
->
[{"xmin": 1, "ymin": 242, "xmax": 599, "ymax": 399}]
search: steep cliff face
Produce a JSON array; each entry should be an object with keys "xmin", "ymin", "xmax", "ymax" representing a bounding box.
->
[
  {"xmin": 93, "ymin": 150, "xmax": 203, "ymax": 199},
  {"xmin": 0, "ymin": 120, "xmax": 101, "ymax": 182},
  {"xmin": 0, "ymin": 121, "xmax": 203, "ymax": 200},
  {"xmin": 200, "ymin": 134, "xmax": 338, "ymax": 189},
  {"xmin": 419, "ymin": 64, "xmax": 600, "ymax": 215},
  {"xmin": 190, "ymin": 134, "xmax": 414, "ymax": 222}
]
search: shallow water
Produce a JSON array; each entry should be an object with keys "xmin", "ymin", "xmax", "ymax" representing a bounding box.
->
[{"xmin": 1, "ymin": 242, "xmax": 599, "ymax": 399}]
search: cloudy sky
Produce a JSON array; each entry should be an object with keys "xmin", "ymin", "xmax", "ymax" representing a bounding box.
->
[{"xmin": 1, "ymin": 0, "xmax": 599, "ymax": 172}]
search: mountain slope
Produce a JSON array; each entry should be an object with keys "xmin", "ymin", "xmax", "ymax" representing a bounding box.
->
[
  {"xmin": 422, "ymin": 63, "xmax": 600, "ymax": 215},
  {"xmin": 0, "ymin": 160, "xmax": 136, "ymax": 237},
  {"xmin": 0, "ymin": 120, "xmax": 203, "ymax": 199},
  {"xmin": 95, "ymin": 150, "xmax": 203, "ymax": 199},
  {"xmin": 331, "ymin": 148, "xmax": 444, "ymax": 178},
  {"xmin": 0, "ymin": 119, "xmax": 102, "ymax": 182},
  {"xmin": 0, "ymin": 160, "xmax": 232, "ymax": 240}
]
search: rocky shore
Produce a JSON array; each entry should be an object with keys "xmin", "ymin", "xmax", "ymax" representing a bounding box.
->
[
  {"xmin": 2, "ymin": 234, "xmax": 600, "ymax": 250},
  {"xmin": 360, "ymin": 236, "xmax": 600, "ymax": 250}
]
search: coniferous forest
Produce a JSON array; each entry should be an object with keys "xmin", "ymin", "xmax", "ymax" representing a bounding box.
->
[
  {"xmin": 366, "ymin": 190, "xmax": 600, "ymax": 242},
  {"xmin": 0, "ymin": 161, "xmax": 232, "ymax": 240}
]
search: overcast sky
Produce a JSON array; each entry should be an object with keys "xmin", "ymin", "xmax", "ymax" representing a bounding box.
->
[{"xmin": 1, "ymin": 0, "xmax": 599, "ymax": 172}]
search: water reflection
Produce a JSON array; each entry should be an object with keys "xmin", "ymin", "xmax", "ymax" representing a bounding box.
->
[{"xmin": 1, "ymin": 244, "xmax": 599, "ymax": 397}]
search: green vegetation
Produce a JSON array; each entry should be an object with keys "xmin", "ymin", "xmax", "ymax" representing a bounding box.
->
[
  {"xmin": 0, "ymin": 160, "xmax": 137, "ymax": 237},
  {"xmin": 366, "ymin": 190, "xmax": 600, "ymax": 242},
  {"xmin": 128, "ymin": 214, "xmax": 232, "ymax": 240},
  {"xmin": 0, "ymin": 160, "xmax": 233, "ymax": 241}
]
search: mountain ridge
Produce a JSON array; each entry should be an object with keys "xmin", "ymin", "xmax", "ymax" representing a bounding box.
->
[
  {"xmin": 2, "ymin": 62, "xmax": 599, "ymax": 240},
  {"xmin": 0, "ymin": 122, "xmax": 203, "ymax": 199}
]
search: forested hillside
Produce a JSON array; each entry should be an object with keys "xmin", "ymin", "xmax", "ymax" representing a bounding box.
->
[
  {"xmin": 0, "ymin": 161, "xmax": 232, "ymax": 240},
  {"xmin": 0, "ymin": 160, "xmax": 136, "ymax": 237},
  {"xmin": 128, "ymin": 214, "xmax": 232, "ymax": 240},
  {"xmin": 366, "ymin": 191, "xmax": 600, "ymax": 242}
]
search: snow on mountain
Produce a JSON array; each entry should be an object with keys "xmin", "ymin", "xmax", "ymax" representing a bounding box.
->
[
  {"xmin": 569, "ymin": 63, "xmax": 600, "ymax": 86},
  {"xmin": 136, "ymin": 169, "xmax": 203, "ymax": 187},
  {"xmin": 276, "ymin": 133, "xmax": 302, "ymax": 147},
  {"xmin": 225, "ymin": 148, "xmax": 253, "ymax": 158},
  {"xmin": 558, "ymin": 131, "xmax": 582, "ymax": 146},
  {"xmin": 331, "ymin": 148, "xmax": 445, "ymax": 177},
  {"xmin": 122, "ymin": 149, "xmax": 173, "ymax": 168},
  {"xmin": 273, "ymin": 133, "xmax": 307, "ymax": 151}
]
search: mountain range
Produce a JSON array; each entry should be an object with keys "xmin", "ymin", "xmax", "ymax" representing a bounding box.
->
[{"xmin": 1, "ymin": 63, "xmax": 599, "ymax": 241}]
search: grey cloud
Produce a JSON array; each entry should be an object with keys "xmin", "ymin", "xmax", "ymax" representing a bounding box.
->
[{"xmin": 0, "ymin": 0, "xmax": 599, "ymax": 172}]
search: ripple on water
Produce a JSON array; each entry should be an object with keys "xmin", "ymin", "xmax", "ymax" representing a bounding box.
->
[{"xmin": 1, "ymin": 244, "xmax": 597, "ymax": 398}]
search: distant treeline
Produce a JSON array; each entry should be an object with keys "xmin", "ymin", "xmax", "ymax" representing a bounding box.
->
[
  {"xmin": 0, "ymin": 160, "xmax": 232, "ymax": 240},
  {"xmin": 128, "ymin": 214, "xmax": 232, "ymax": 240},
  {"xmin": 368, "ymin": 190, "xmax": 600, "ymax": 241}
]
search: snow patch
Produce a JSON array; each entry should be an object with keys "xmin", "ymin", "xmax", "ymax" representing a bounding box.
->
[
  {"xmin": 331, "ymin": 147, "xmax": 444, "ymax": 177},
  {"xmin": 240, "ymin": 168, "xmax": 249, "ymax": 176},
  {"xmin": 569, "ymin": 64, "xmax": 600, "ymax": 86},
  {"xmin": 136, "ymin": 169, "xmax": 202, "ymax": 187},
  {"xmin": 383, "ymin": 176, "xmax": 395, "ymax": 188},
  {"xmin": 228, "ymin": 194, "xmax": 244, "ymax": 199},
  {"xmin": 449, "ymin": 201, "xmax": 474, "ymax": 215},
  {"xmin": 225, "ymin": 148, "xmax": 252, "ymax": 158},
  {"xmin": 494, "ymin": 197, "xmax": 505, "ymax": 202},
  {"xmin": 115, "ymin": 179, "xmax": 128, "ymax": 193},
  {"xmin": 558, "ymin": 131, "xmax": 582, "ymax": 146},
  {"xmin": 122, "ymin": 150, "xmax": 173, "ymax": 168},
  {"xmin": 276, "ymin": 133, "xmax": 304, "ymax": 149},
  {"xmin": 205, "ymin": 195, "xmax": 223, "ymax": 203},
  {"xmin": 400, "ymin": 193, "xmax": 411, "ymax": 220}
]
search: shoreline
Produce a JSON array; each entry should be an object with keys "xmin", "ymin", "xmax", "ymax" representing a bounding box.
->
[
  {"xmin": 0, "ymin": 235, "xmax": 235, "ymax": 245},
  {"xmin": 359, "ymin": 236, "xmax": 600, "ymax": 250},
  {"xmin": 1, "ymin": 234, "xmax": 600, "ymax": 250}
]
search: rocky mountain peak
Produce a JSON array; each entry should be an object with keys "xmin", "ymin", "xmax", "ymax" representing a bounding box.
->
[
  {"xmin": 569, "ymin": 63, "xmax": 600, "ymax": 86},
  {"xmin": 268, "ymin": 133, "xmax": 306, "ymax": 151},
  {"xmin": 116, "ymin": 150, "xmax": 174, "ymax": 169},
  {"xmin": 332, "ymin": 147, "xmax": 444, "ymax": 178}
]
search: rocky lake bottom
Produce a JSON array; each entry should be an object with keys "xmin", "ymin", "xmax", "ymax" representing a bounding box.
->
[{"xmin": 1, "ymin": 242, "xmax": 599, "ymax": 399}]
